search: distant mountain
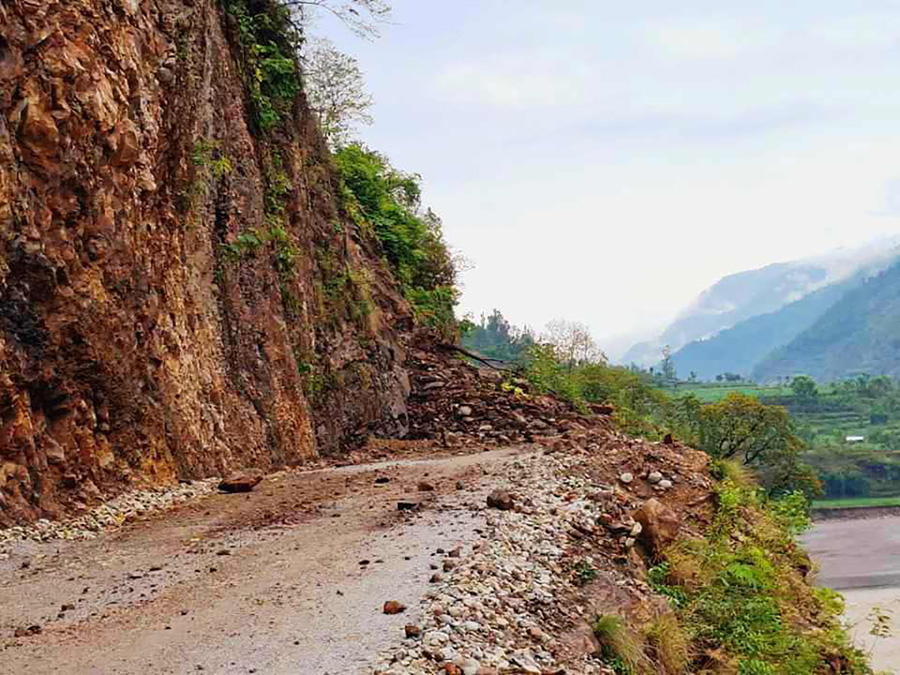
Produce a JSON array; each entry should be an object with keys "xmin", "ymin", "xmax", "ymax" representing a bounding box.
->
[
  {"xmin": 670, "ymin": 280, "xmax": 853, "ymax": 380},
  {"xmin": 753, "ymin": 260, "xmax": 900, "ymax": 382},
  {"xmin": 621, "ymin": 236, "xmax": 900, "ymax": 369}
]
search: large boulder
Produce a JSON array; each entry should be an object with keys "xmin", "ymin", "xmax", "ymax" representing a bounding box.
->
[
  {"xmin": 632, "ymin": 498, "xmax": 681, "ymax": 557},
  {"xmin": 218, "ymin": 471, "xmax": 263, "ymax": 493}
]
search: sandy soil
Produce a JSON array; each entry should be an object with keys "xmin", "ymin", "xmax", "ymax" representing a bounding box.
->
[
  {"xmin": 804, "ymin": 515, "xmax": 900, "ymax": 673},
  {"xmin": 0, "ymin": 446, "xmax": 532, "ymax": 675}
]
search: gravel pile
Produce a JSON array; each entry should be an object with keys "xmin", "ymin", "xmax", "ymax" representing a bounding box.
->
[
  {"xmin": 374, "ymin": 451, "xmax": 645, "ymax": 675},
  {"xmin": 0, "ymin": 478, "xmax": 219, "ymax": 551}
]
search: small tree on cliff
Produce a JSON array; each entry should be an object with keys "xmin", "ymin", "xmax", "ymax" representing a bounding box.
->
[
  {"xmin": 302, "ymin": 38, "xmax": 373, "ymax": 147},
  {"xmin": 285, "ymin": 0, "xmax": 391, "ymax": 39}
]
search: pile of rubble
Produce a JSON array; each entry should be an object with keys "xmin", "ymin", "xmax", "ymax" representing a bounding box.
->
[
  {"xmin": 0, "ymin": 478, "xmax": 219, "ymax": 551},
  {"xmin": 375, "ymin": 432, "xmax": 713, "ymax": 674},
  {"xmin": 403, "ymin": 334, "xmax": 615, "ymax": 448}
]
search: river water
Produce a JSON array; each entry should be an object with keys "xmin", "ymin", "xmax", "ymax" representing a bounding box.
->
[{"xmin": 803, "ymin": 516, "xmax": 900, "ymax": 672}]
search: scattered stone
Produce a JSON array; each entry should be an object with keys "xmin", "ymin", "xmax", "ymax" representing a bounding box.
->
[
  {"xmin": 13, "ymin": 624, "xmax": 42, "ymax": 637},
  {"xmin": 418, "ymin": 481, "xmax": 435, "ymax": 492},
  {"xmin": 458, "ymin": 406, "xmax": 473, "ymax": 417},
  {"xmin": 619, "ymin": 472, "xmax": 633, "ymax": 484},
  {"xmin": 633, "ymin": 498, "xmax": 681, "ymax": 556},
  {"xmin": 383, "ymin": 600, "xmax": 406, "ymax": 615},
  {"xmin": 218, "ymin": 472, "xmax": 263, "ymax": 493},
  {"xmin": 647, "ymin": 471, "xmax": 663, "ymax": 484},
  {"xmin": 375, "ymin": 476, "xmax": 390, "ymax": 484},
  {"xmin": 486, "ymin": 489, "xmax": 514, "ymax": 511},
  {"xmin": 397, "ymin": 501, "xmax": 419, "ymax": 511},
  {"xmin": 405, "ymin": 624, "xmax": 421, "ymax": 638},
  {"xmin": 658, "ymin": 479, "xmax": 673, "ymax": 489}
]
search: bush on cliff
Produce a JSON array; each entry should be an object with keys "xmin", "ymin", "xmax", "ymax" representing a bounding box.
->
[{"xmin": 335, "ymin": 144, "xmax": 459, "ymax": 333}]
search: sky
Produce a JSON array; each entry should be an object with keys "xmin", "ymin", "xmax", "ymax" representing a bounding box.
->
[{"xmin": 315, "ymin": 1, "xmax": 900, "ymax": 358}]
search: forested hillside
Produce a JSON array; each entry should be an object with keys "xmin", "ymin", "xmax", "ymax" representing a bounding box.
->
[
  {"xmin": 754, "ymin": 261, "xmax": 900, "ymax": 382},
  {"xmin": 625, "ymin": 240, "xmax": 899, "ymax": 371},
  {"xmin": 671, "ymin": 277, "xmax": 854, "ymax": 380}
]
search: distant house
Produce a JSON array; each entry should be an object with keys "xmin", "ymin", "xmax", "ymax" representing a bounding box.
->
[{"xmin": 846, "ymin": 436, "xmax": 865, "ymax": 443}]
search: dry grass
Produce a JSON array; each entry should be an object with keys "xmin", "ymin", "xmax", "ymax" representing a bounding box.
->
[
  {"xmin": 665, "ymin": 544, "xmax": 707, "ymax": 590},
  {"xmin": 593, "ymin": 614, "xmax": 653, "ymax": 674},
  {"xmin": 646, "ymin": 612, "xmax": 691, "ymax": 674}
]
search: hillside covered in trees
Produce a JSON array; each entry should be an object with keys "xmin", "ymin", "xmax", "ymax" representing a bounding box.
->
[{"xmin": 754, "ymin": 261, "xmax": 900, "ymax": 382}]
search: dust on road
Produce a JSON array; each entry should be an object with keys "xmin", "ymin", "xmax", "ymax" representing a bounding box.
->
[{"xmin": 0, "ymin": 446, "xmax": 531, "ymax": 675}]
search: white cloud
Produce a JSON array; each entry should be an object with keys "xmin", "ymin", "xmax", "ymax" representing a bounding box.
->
[
  {"xmin": 432, "ymin": 56, "xmax": 591, "ymax": 108},
  {"xmin": 642, "ymin": 20, "xmax": 776, "ymax": 61},
  {"xmin": 809, "ymin": 13, "xmax": 900, "ymax": 50}
]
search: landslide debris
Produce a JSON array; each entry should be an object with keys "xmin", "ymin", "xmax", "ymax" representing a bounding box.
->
[{"xmin": 399, "ymin": 332, "xmax": 615, "ymax": 448}]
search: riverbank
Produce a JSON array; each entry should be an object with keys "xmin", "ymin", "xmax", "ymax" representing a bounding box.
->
[{"xmin": 804, "ymin": 515, "xmax": 900, "ymax": 672}]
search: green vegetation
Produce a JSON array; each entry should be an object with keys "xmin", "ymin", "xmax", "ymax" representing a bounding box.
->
[
  {"xmin": 589, "ymin": 477, "xmax": 865, "ymax": 672},
  {"xmin": 754, "ymin": 261, "xmax": 900, "ymax": 382},
  {"xmin": 461, "ymin": 310, "xmax": 535, "ymax": 362},
  {"xmin": 593, "ymin": 615, "xmax": 652, "ymax": 675},
  {"xmin": 674, "ymin": 375, "xmax": 900, "ymax": 500},
  {"xmin": 812, "ymin": 496, "xmax": 900, "ymax": 510},
  {"xmin": 222, "ymin": 0, "xmax": 302, "ymax": 132},
  {"xmin": 646, "ymin": 477, "xmax": 872, "ymax": 675},
  {"xmin": 334, "ymin": 144, "xmax": 458, "ymax": 334}
]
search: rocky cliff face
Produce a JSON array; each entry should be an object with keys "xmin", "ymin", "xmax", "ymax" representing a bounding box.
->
[{"xmin": 0, "ymin": 0, "xmax": 413, "ymax": 524}]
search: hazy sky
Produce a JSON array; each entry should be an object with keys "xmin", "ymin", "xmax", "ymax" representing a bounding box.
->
[{"xmin": 318, "ymin": 1, "xmax": 900, "ymax": 356}]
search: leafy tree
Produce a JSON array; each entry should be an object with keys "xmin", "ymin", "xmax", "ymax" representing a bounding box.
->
[
  {"xmin": 302, "ymin": 38, "xmax": 374, "ymax": 148},
  {"xmin": 541, "ymin": 319, "xmax": 605, "ymax": 370},
  {"xmin": 699, "ymin": 393, "xmax": 821, "ymax": 496},
  {"xmin": 699, "ymin": 393, "xmax": 811, "ymax": 482},
  {"xmin": 790, "ymin": 375, "xmax": 818, "ymax": 402}
]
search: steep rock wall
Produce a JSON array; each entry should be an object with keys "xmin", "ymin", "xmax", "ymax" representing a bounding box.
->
[{"xmin": 0, "ymin": 0, "xmax": 412, "ymax": 524}]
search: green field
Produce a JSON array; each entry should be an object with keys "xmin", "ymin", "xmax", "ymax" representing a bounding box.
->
[
  {"xmin": 673, "ymin": 381, "xmax": 900, "ymax": 500},
  {"xmin": 673, "ymin": 383, "xmax": 791, "ymax": 403},
  {"xmin": 812, "ymin": 496, "xmax": 900, "ymax": 509}
]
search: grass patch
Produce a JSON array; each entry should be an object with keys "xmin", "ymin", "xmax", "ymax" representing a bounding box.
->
[
  {"xmin": 593, "ymin": 615, "xmax": 652, "ymax": 675},
  {"xmin": 645, "ymin": 477, "xmax": 874, "ymax": 674},
  {"xmin": 812, "ymin": 496, "xmax": 900, "ymax": 509},
  {"xmin": 645, "ymin": 613, "xmax": 691, "ymax": 675}
]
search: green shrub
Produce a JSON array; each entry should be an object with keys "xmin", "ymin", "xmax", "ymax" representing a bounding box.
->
[
  {"xmin": 334, "ymin": 144, "xmax": 458, "ymax": 333},
  {"xmin": 222, "ymin": 0, "xmax": 302, "ymax": 132},
  {"xmin": 648, "ymin": 472, "xmax": 873, "ymax": 675}
]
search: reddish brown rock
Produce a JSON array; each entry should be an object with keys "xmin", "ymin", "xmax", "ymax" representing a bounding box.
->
[
  {"xmin": 632, "ymin": 498, "xmax": 682, "ymax": 557},
  {"xmin": 487, "ymin": 489, "xmax": 514, "ymax": 511},
  {"xmin": 218, "ymin": 472, "xmax": 263, "ymax": 494},
  {"xmin": 383, "ymin": 601, "xmax": 406, "ymax": 615},
  {"xmin": 417, "ymin": 480, "xmax": 435, "ymax": 492},
  {"xmin": 404, "ymin": 624, "xmax": 421, "ymax": 638},
  {"xmin": 0, "ymin": 0, "xmax": 413, "ymax": 525}
]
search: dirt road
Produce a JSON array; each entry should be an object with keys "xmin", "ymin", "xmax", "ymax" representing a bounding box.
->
[{"xmin": 0, "ymin": 446, "xmax": 531, "ymax": 675}]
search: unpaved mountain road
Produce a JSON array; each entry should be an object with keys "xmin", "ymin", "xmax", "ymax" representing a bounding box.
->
[{"xmin": 0, "ymin": 446, "xmax": 533, "ymax": 675}]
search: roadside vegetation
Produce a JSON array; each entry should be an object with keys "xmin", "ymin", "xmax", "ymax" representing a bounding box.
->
[
  {"xmin": 463, "ymin": 311, "xmax": 819, "ymax": 499},
  {"xmin": 642, "ymin": 465, "xmax": 874, "ymax": 675}
]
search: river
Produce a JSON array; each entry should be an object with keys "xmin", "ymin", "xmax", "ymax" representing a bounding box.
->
[{"xmin": 803, "ymin": 515, "xmax": 900, "ymax": 672}]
